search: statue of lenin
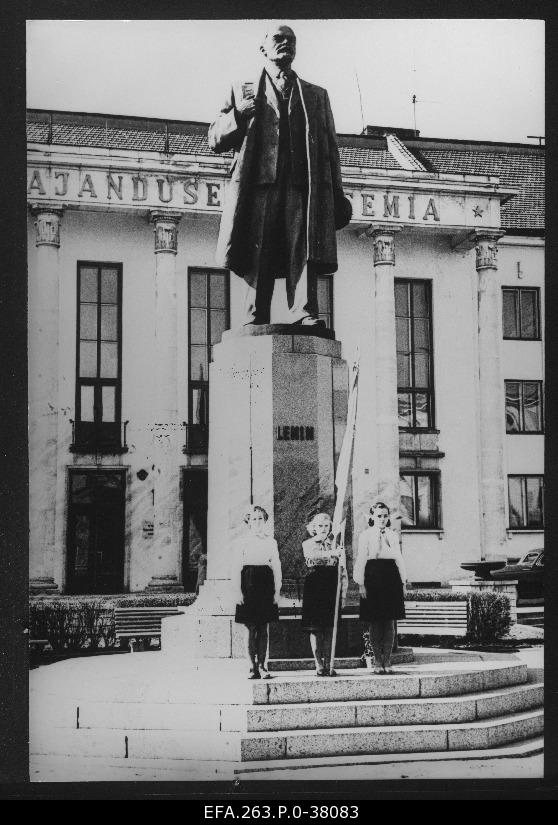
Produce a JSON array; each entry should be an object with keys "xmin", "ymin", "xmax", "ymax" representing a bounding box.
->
[{"xmin": 208, "ymin": 25, "xmax": 352, "ymax": 326}]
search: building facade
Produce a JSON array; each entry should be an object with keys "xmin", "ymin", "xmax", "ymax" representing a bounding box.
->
[{"xmin": 27, "ymin": 110, "xmax": 544, "ymax": 595}]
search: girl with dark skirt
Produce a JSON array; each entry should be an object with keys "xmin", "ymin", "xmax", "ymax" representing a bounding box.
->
[
  {"xmin": 234, "ymin": 505, "xmax": 282, "ymax": 679},
  {"xmin": 353, "ymin": 502, "xmax": 407, "ymax": 674},
  {"xmin": 301, "ymin": 513, "xmax": 348, "ymax": 676}
]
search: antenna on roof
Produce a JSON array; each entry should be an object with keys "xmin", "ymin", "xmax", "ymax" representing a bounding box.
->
[
  {"xmin": 527, "ymin": 135, "xmax": 545, "ymax": 146},
  {"xmin": 412, "ymin": 94, "xmax": 418, "ymax": 137},
  {"xmin": 355, "ymin": 70, "xmax": 365, "ymax": 134}
]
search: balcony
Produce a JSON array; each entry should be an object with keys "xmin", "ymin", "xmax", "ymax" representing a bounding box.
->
[
  {"xmin": 70, "ymin": 420, "xmax": 129, "ymax": 455},
  {"xmin": 183, "ymin": 423, "xmax": 208, "ymax": 455}
]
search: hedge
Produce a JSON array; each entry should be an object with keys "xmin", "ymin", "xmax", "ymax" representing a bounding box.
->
[
  {"xmin": 403, "ymin": 589, "xmax": 467, "ymax": 602},
  {"xmin": 30, "ymin": 589, "xmax": 512, "ymax": 652},
  {"xmin": 29, "ymin": 593, "xmax": 197, "ymax": 651}
]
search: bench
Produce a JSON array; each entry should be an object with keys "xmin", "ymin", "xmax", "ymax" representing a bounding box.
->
[
  {"xmin": 398, "ymin": 601, "xmax": 468, "ymax": 636},
  {"xmin": 114, "ymin": 607, "xmax": 183, "ymax": 651}
]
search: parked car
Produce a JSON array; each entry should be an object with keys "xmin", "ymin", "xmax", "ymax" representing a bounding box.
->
[{"xmin": 490, "ymin": 548, "xmax": 544, "ymax": 600}]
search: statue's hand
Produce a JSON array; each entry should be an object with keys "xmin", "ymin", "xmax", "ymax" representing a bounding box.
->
[{"xmin": 236, "ymin": 96, "xmax": 257, "ymax": 121}]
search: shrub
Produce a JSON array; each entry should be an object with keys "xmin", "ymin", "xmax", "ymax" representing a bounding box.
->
[
  {"xmin": 29, "ymin": 593, "xmax": 197, "ymax": 651},
  {"xmin": 29, "ymin": 599, "xmax": 114, "ymax": 651},
  {"xmin": 404, "ymin": 589, "xmax": 467, "ymax": 602},
  {"xmin": 111, "ymin": 594, "xmax": 196, "ymax": 608},
  {"xmin": 466, "ymin": 591, "xmax": 512, "ymax": 644}
]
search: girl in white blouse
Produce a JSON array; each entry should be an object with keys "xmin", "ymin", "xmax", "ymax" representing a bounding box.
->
[
  {"xmin": 233, "ymin": 505, "xmax": 282, "ymax": 679},
  {"xmin": 353, "ymin": 502, "xmax": 407, "ymax": 674}
]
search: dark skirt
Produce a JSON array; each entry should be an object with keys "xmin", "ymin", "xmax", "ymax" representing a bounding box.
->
[
  {"xmin": 359, "ymin": 559, "xmax": 406, "ymax": 621},
  {"xmin": 235, "ymin": 565, "xmax": 279, "ymax": 626},
  {"xmin": 301, "ymin": 565, "xmax": 339, "ymax": 631}
]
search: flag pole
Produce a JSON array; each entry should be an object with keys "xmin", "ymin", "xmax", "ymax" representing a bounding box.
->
[{"xmin": 329, "ymin": 353, "xmax": 360, "ymax": 673}]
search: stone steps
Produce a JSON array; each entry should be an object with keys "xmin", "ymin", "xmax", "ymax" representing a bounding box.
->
[
  {"xmin": 268, "ymin": 648, "xmax": 414, "ymax": 671},
  {"xmin": 29, "ymin": 658, "xmax": 541, "ymax": 769},
  {"xmin": 245, "ymin": 683, "xmax": 543, "ymax": 732},
  {"xmin": 240, "ymin": 709, "xmax": 544, "ymax": 761},
  {"xmin": 250, "ymin": 662, "xmax": 528, "ymax": 704},
  {"xmin": 31, "ymin": 705, "xmax": 544, "ymax": 764},
  {"xmin": 235, "ymin": 736, "xmax": 544, "ymax": 778},
  {"xmin": 31, "ymin": 727, "xmax": 241, "ymax": 761},
  {"xmin": 37, "ymin": 680, "xmax": 542, "ymax": 734}
]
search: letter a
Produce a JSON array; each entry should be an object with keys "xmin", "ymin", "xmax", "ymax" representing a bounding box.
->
[{"xmin": 423, "ymin": 198, "xmax": 440, "ymax": 222}]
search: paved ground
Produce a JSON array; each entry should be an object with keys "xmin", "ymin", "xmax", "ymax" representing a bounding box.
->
[
  {"xmin": 29, "ymin": 645, "xmax": 544, "ymax": 785},
  {"xmin": 29, "ymin": 750, "xmax": 543, "ymax": 783}
]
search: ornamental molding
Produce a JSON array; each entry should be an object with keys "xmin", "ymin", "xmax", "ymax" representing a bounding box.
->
[
  {"xmin": 150, "ymin": 209, "xmax": 182, "ymax": 254},
  {"xmin": 29, "ymin": 204, "xmax": 64, "ymax": 248},
  {"xmin": 473, "ymin": 229, "xmax": 506, "ymax": 271},
  {"xmin": 367, "ymin": 224, "xmax": 402, "ymax": 266}
]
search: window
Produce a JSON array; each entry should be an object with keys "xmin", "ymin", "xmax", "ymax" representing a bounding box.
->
[
  {"xmin": 505, "ymin": 381, "xmax": 543, "ymax": 433},
  {"xmin": 400, "ymin": 472, "xmax": 440, "ymax": 529},
  {"xmin": 502, "ymin": 287, "xmax": 540, "ymax": 340},
  {"xmin": 74, "ymin": 262, "xmax": 123, "ymax": 451},
  {"xmin": 187, "ymin": 269, "xmax": 230, "ymax": 446},
  {"xmin": 317, "ymin": 274, "xmax": 334, "ymax": 329},
  {"xmin": 395, "ymin": 280, "xmax": 434, "ymax": 428},
  {"xmin": 508, "ymin": 475, "xmax": 544, "ymax": 529}
]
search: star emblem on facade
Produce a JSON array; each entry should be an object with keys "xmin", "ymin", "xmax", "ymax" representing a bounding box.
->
[{"xmin": 473, "ymin": 205, "xmax": 484, "ymax": 218}]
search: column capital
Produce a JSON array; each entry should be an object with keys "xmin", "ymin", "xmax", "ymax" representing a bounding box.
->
[
  {"xmin": 472, "ymin": 229, "xmax": 506, "ymax": 271},
  {"xmin": 29, "ymin": 205, "xmax": 64, "ymax": 248},
  {"xmin": 149, "ymin": 209, "xmax": 182, "ymax": 254},
  {"xmin": 367, "ymin": 224, "xmax": 402, "ymax": 266}
]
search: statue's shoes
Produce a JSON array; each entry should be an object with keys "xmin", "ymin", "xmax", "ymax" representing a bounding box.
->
[{"xmin": 293, "ymin": 316, "xmax": 326, "ymax": 327}]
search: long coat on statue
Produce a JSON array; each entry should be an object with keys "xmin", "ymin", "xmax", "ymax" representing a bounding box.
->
[{"xmin": 208, "ymin": 70, "xmax": 352, "ymax": 288}]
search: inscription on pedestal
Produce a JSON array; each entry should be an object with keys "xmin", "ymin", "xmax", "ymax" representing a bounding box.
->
[{"xmin": 276, "ymin": 426, "xmax": 315, "ymax": 441}]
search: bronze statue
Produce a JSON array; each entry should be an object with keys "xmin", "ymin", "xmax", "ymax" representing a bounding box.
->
[{"xmin": 208, "ymin": 24, "xmax": 352, "ymax": 326}]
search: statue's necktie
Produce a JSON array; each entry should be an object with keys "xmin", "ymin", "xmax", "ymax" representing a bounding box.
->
[{"xmin": 275, "ymin": 72, "xmax": 291, "ymax": 97}]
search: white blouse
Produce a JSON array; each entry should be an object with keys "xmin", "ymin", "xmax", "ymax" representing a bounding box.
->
[
  {"xmin": 353, "ymin": 526, "xmax": 406, "ymax": 586},
  {"xmin": 233, "ymin": 533, "xmax": 282, "ymax": 604}
]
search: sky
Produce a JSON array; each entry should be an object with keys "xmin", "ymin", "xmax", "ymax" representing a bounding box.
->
[{"xmin": 26, "ymin": 18, "xmax": 544, "ymax": 144}]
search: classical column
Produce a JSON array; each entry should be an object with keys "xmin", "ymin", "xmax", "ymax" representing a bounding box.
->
[
  {"xmin": 474, "ymin": 229, "xmax": 507, "ymax": 559},
  {"xmin": 371, "ymin": 224, "xmax": 402, "ymax": 524},
  {"xmin": 28, "ymin": 207, "xmax": 63, "ymax": 593},
  {"xmin": 146, "ymin": 210, "xmax": 184, "ymax": 591}
]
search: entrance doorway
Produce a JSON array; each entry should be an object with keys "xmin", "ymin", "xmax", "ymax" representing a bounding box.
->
[
  {"xmin": 182, "ymin": 469, "xmax": 208, "ymax": 592},
  {"xmin": 66, "ymin": 470, "xmax": 126, "ymax": 594}
]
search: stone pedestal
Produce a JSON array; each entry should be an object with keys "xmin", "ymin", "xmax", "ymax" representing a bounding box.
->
[
  {"xmin": 162, "ymin": 329, "xmax": 348, "ymax": 658},
  {"xmin": 449, "ymin": 578, "xmax": 518, "ymax": 624}
]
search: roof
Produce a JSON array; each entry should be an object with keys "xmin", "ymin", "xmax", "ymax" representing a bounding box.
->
[
  {"xmin": 27, "ymin": 109, "xmax": 544, "ymax": 232},
  {"xmin": 418, "ymin": 149, "xmax": 544, "ymax": 230}
]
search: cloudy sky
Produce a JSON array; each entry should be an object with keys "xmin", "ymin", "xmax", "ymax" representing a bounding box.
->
[{"xmin": 27, "ymin": 18, "xmax": 544, "ymax": 143}]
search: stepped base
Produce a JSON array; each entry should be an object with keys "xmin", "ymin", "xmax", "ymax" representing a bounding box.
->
[
  {"xmin": 241, "ymin": 709, "xmax": 543, "ymax": 761},
  {"xmin": 30, "ymin": 649, "xmax": 543, "ymax": 776},
  {"xmin": 235, "ymin": 736, "xmax": 544, "ymax": 779},
  {"xmin": 268, "ymin": 648, "xmax": 414, "ymax": 670}
]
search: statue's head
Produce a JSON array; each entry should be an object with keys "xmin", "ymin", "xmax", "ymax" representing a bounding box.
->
[{"xmin": 260, "ymin": 24, "xmax": 296, "ymax": 68}]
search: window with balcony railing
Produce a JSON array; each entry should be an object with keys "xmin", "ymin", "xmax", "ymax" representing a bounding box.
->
[{"xmin": 73, "ymin": 262, "xmax": 126, "ymax": 453}]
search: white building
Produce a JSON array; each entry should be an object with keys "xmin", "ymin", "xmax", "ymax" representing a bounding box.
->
[{"xmin": 27, "ymin": 110, "xmax": 544, "ymax": 596}]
